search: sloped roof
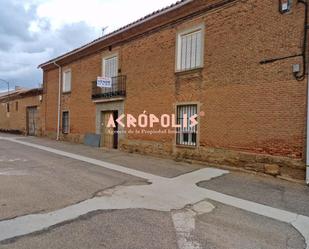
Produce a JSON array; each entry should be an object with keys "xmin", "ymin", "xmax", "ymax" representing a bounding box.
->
[
  {"xmin": 0, "ymin": 88, "xmax": 27, "ymax": 98},
  {"xmin": 0, "ymin": 88, "xmax": 42, "ymax": 102}
]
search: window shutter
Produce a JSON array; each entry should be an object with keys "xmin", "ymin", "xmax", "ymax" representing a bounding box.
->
[
  {"xmin": 63, "ymin": 71, "xmax": 71, "ymax": 92},
  {"xmin": 181, "ymin": 35, "xmax": 187, "ymax": 70},
  {"xmin": 190, "ymin": 32, "xmax": 197, "ymax": 69},
  {"xmin": 104, "ymin": 56, "xmax": 118, "ymax": 78},
  {"xmin": 195, "ymin": 31, "xmax": 202, "ymax": 68},
  {"xmin": 177, "ymin": 28, "xmax": 203, "ymax": 71}
]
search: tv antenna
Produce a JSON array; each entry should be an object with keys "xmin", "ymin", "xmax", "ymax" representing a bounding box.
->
[{"xmin": 102, "ymin": 26, "xmax": 108, "ymax": 36}]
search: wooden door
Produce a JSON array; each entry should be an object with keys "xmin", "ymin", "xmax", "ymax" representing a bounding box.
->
[
  {"xmin": 27, "ymin": 107, "xmax": 38, "ymax": 136},
  {"xmin": 101, "ymin": 111, "xmax": 115, "ymax": 149}
]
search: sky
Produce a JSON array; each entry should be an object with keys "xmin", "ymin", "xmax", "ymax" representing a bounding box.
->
[{"xmin": 0, "ymin": 0, "xmax": 178, "ymax": 91}]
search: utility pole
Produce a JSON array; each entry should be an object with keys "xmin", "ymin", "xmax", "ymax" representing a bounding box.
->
[{"xmin": 0, "ymin": 79, "xmax": 10, "ymax": 102}]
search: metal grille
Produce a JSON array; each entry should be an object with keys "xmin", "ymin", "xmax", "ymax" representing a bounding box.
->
[
  {"xmin": 176, "ymin": 105, "xmax": 197, "ymax": 146},
  {"xmin": 62, "ymin": 111, "xmax": 69, "ymax": 134},
  {"xmin": 92, "ymin": 75, "xmax": 126, "ymax": 100}
]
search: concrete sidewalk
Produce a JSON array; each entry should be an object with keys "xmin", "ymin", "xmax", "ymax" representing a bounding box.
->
[
  {"xmin": 199, "ymin": 170, "xmax": 309, "ymax": 217},
  {"xmin": 16, "ymin": 135, "xmax": 202, "ymax": 178}
]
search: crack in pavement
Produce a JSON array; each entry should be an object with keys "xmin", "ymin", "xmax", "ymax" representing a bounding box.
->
[
  {"xmin": 0, "ymin": 137, "xmax": 309, "ymax": 249},
  {"xmin": 172, "ymin": 201, "xmax": 215, "ymax": 249},
  {"xmin": 0, "ymin": 168, "xmax": 226, "ymax": 247}
]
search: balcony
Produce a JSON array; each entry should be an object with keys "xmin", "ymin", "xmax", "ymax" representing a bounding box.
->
[{"xmin": 92, "ymin": 75, "xmax": 126, "ymax": 101}]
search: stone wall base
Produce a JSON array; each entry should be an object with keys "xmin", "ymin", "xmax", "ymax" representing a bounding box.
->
[
  {"xmin": 41, "ymin": 134, "xmax": 305, "ymax": 182},
  {"xmin": 120, "ymin": 139, "xmax": 173, "ymax": 157},
  {"xmin": 43, "ymin": 132, "xmax": 84, "ymax": 144},
  {"xmin": 61, "ymin": 133, "xmax": 84, "ymax": 144},
  {"xmin": 120, "ymin": 139, "xmax": 306, "ymax": 181}
]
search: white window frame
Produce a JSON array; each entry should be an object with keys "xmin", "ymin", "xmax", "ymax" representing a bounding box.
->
[
  {"xmin": 176, "ymin": 104, "xmax": 198, "ymax": 147},
  {"xmin": 102, "ymin": 54, "xmax": 118, "ymax": 78},
  {"xmin": 175, "ymin": 24, "xmax": 205, "ymax": 72},
  {"xmin": 62, "ymin": 69, "xmax": 71, "ymax": 93}
]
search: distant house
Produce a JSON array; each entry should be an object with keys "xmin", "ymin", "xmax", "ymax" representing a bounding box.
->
[
  {"xmin": 0, "ymin": 87, "xmax": 43, "ymax": 136},
  {"xmin": 38, "ymin": 0, "xmax": 308, "ymax": 181}
]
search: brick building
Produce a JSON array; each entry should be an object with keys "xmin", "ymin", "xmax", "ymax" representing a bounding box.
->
[
  {"xmin": 0, "ymin": 88, "xmax": 43, "ymax": 136},
  {"xmin": 39, "ymin": 0, "xmax": 309, "ymax": 181}
]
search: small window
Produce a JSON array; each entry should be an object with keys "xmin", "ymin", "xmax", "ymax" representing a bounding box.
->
[
  {"xmin": 62, "ymin": 70, "xmax": 71, "ymax": 93},
  {"xmin": 15, "ymin": 101, "xmax": 18, "ymax": 112},
  {"xmin": 176, "ymin": 26, "xmax": 204, "ymax": 72},
  {"xmin": 6, "ymin": 103, "xmax": 10, "ymax": 113},
  {"xmin": 280, "ymin": 0, "xmax": 291, "ymax": 13},
  {"xmin": 62, "ymin": 111, "xmax": 70, "ymax": 134},
  {"xmin": 176, "ymin": 104, "xmax": 198, "ymax": 146}
]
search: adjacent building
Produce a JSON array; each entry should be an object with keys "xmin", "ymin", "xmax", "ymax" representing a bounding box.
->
[
  {"xmin": 39, "ymin": 0, "xmax": 309, "ymax": 181},
  {"xmin": 0, "ymin": 87, "xmax": 43, "ymax": 136}
]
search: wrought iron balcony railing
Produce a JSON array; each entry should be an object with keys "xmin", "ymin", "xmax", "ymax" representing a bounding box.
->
[{"xmin": 92, "ymin": 75, "xmax": 126, "ymax": 100}]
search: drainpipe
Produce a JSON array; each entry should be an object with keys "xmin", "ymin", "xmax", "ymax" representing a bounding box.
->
[
  {"xmin": 306, "ymin": 60, "xmax": 309, "ymax": 184},
  {"xmin": 53, "ymin": 62, "xmax": 62, "ymax": 141},
  {"xmin": 298, "ymin": 0, "xmax": 309, "ymax": 185}
]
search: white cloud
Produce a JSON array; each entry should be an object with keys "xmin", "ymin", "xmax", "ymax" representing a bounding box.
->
[
  {"xmin": 0, "ymin": 0, "xmax": 178, "ymax": 90},
  {"xmin": 35, "ymin": 0, "xmax": 178, "ymax": 32}
]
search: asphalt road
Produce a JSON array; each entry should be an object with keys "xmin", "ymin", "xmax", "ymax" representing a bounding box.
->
[
  {"xmin": 0, "ymin": 139, "xmax": 144, "ymax": 221},
  {"xmin": 0, "ymin": 134, "xmax": 307, "ymax": 249}
]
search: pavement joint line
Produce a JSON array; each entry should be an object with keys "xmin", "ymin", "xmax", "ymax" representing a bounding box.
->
[
  {"xmin": 0, "ymin": 136, "xmax": 309, "ymax": 249},
  {"xmin": 0, "ymin": 137, "xmax": 163, "ymax": 182}
]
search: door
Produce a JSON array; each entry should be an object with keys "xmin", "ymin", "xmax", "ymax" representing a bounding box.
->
[
  {"xmin": 27, "ymin": 107, "xmax": 38, "ymax": 136},
  {"xmin": 101, "ymin": 111, "xmax": 118, "ymax": 149}
]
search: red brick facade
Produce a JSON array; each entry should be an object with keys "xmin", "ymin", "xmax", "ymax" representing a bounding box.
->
[{"xmin": 40, "ymin": 0, "xmax": 309, "ymax": 180}]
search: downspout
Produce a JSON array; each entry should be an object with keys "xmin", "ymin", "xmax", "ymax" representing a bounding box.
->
[
  {"xmin": 307, "ymin": 70, "xmax": 309, "ymax": 185},
  {"xmin": 295, "ymin": 0, "xmax": 308, "ymax": 81},
  {"xmin": 53, "ymin": 62, "xmax": 62, "ymax": 141},
  {"xmin": 298, "ymin": 0, "xmax": 309, "ymax": 185}
]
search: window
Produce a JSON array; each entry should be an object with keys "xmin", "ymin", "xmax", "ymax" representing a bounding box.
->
[
  {"xmin": 103, "ymin": 56, "xmax": 118, "ymax": 77},
  {"xmin": 15, "ymin": 101, "xmax": 18, "ymax": 112},
  {"xmin": 176, "ymin": 26, "xmax": 204, "ymax": 72},
  {"xmin": 176, "ymin": 104, "xmax": 198, "ymax": 146},
  {"xmin": 280, "ymin": 0, "xmax": 291, "ymax": 13},
  {"xmin": 62, "ymin": 111, "xmax": 69, "ymax": 134},
  {"xmin": 62, "ymin": 70, "xmax": 71, "ymax": 93},
  {"xmin": 6, "ymin": 103, "xmax": 10, "ymax": 113}
]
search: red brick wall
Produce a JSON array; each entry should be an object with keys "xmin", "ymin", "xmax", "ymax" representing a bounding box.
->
[
  {"xmin": 42, "ymin": 69, "xmax": 58, "ymax": 137},
  {"xmin": 42, "ymin": 0, "xmax": 308, "ymax": 179},
  {"xmin": 122, "ymin": 0, "xmax": 307, "ymax": 158},
  {"xmin": 43, "ymin": 54, "xmax": 100, "ymax": 140}
]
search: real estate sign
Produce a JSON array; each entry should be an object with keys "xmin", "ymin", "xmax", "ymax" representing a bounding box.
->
[{"xmin": 97, "ymin": 76, "xmax": 112, "ymax": 88}]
